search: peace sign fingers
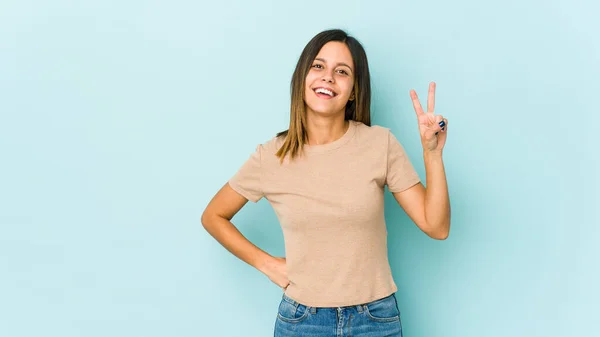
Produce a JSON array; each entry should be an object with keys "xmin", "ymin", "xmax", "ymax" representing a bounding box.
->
[
  {"xmin": 408, "ymin": 81, "xmax": 448, "ymax": 152},
  {"xmin": 410, "ymin": 81, "xmax": 436, "ymax": 115}
]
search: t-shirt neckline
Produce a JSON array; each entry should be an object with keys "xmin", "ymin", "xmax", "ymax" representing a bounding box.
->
[{"xmin": 302, "ymin": 120, "xmax": 357, "ymax": 154}]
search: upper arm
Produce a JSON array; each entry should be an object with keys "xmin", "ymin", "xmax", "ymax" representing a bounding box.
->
[
  {"xmin": 384, "ymin": 129, "xmax": 432, "ymax": 235},
  {"xmin": 201, "ymin": 182, "xmax": 249, "ymax": 225},
  {"xmin": 391, "ymin": 182, "xmax": 433, "ymax": 236}
]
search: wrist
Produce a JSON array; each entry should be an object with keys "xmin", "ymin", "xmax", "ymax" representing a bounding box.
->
[
  {"xmin": 256, "ymin": 253, "xmax": 276, "ymax": 274},
  {"xmin": 423, "ymin": 149, "xmax": 443, "ymax": 158}
]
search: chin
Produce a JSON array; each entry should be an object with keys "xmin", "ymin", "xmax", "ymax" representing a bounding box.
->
[{"xmin": 305, "ymin": 102, "xmax": 345, "ymax": 116}]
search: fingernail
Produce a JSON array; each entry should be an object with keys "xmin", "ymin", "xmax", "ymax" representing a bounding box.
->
[{"xmin": 439, "ymin": 120, "xmax": 446, "ymax": 128}]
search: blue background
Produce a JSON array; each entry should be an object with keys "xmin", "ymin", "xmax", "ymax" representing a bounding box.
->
[{"xmin": 1, "ymin": 0, "xmax": 598, "ymax": 336}]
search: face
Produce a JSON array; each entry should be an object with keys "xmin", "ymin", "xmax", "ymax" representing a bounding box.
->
[{"xmin": 304, "ymin": 41, "xmax": 355, "ymax": 117}]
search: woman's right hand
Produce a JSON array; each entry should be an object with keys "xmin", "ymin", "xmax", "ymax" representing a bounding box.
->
[{"xmin": 260, "ymin": 256, "xmax": 290, "ymax": 290}]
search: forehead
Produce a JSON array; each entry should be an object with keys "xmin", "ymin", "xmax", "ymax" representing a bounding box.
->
[{"xmin": 315, "ymin": 41, "xmax": 353, "ymax": 67}]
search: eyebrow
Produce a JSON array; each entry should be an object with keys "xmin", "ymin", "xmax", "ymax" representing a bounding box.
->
[{"xmin": 314, "ymin": 58, "xmax": 353, "ymax": 72}]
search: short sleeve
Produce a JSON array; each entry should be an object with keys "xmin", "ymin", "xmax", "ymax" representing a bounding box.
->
[
  {"xmin": 228, "ymin": 145, "xmax": 264, "ymax": 202},
  {"xmin": 385, "ymin": 130, "xmax": 421, "ymax": 193}
]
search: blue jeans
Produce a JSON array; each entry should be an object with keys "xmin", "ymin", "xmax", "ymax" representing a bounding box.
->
[{"xmin": 274, "ymin": 292, "xmax": 403, "ymax": 337}]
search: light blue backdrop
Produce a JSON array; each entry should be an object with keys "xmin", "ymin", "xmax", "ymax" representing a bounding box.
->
[{"xmin": 1, "ymin": 0, "xmax": 598, "ymax": 336}]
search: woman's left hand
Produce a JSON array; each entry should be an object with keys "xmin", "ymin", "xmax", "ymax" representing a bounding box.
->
[{"xmin": 410, "ymin": 82, "xmax": 448, "ymax": 153}]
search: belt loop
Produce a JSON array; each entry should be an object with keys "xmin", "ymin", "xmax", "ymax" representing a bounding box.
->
[
  {"xmin": 310, "ymin": 307, "xmax": 317, "ymax": 314},
  {"xmin": 356, "ymin": 304, "xmax": 364, "ymax": 312}
]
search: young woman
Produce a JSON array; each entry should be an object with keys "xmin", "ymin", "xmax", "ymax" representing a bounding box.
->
[{"xmin": 201, "ymin": 29, "xmax": 450, "ymax": 337}]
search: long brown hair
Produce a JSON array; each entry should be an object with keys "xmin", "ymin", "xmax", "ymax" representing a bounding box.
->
[{"xmin": 275, "ymin": 29, "xmax": 371, "ymax": 162}]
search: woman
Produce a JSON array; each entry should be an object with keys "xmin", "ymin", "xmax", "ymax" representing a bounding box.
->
[{"xmin": 201, "ymin": 29, "xmax": 450, "ymax": 337}]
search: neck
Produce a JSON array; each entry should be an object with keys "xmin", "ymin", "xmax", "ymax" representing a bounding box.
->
[{"xmin": 305, "ymin": 111, "xmax": 348, "ymax": 146}]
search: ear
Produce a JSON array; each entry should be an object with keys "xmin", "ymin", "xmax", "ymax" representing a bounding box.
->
[{"xmin": 349, "ymin": 92, "xmax": 355, "ymax": 101}]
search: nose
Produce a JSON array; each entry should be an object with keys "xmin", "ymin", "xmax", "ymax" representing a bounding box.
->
[
  {"xmin": 321, "ymin": 75, "xmax": 334, "ymax": 83},
  {"xmin": 321, "ymin": 70, "xmax": 334, "ymax": 83}
]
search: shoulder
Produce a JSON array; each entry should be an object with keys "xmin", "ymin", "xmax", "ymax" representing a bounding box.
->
[
  {"xmin": 247, "ymin": 133, "xmax": 286, "ymax": 165},
  {"xmin": 259, "ymin": 133, "xmax": 285, "ymax": 154},
  {"xmin": 351, "ymin": 120, "xmax": 393, "ymax": 144}
]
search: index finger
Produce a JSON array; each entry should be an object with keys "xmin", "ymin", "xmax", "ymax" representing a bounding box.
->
[{"xmin": 409, "ymin": 89, "xmax": 424, "ymax": 115}]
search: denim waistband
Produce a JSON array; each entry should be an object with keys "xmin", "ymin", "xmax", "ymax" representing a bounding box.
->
[{"xmin": 282, "ymin": 292, "xmax": 394, "ymax": 313}]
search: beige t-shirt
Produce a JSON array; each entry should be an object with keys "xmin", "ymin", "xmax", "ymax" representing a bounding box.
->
[{"xmin": 229, "ymin": 120, "xmax": 420, "ymax": 307}]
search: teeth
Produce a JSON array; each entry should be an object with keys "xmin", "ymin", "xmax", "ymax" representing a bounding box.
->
[{"xmin": 315, "ymin": 88, "xmax": 334, "ymax": 96}]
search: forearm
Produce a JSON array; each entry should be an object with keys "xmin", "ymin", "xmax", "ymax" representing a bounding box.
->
[
  {"xmin": 201, "ymin": 214, "xmax": 274, "ymax": 273},
  {"xmin": 423, "ymin": 150, "xmax": 451, "ymax": 238}
]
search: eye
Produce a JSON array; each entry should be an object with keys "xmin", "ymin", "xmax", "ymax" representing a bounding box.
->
[
  {"xmin": 312, "ymin": 64, "xmax": 323, "ymax": 69},
  {"xmin": 337, "ymin": 69, "xmax": 349, "ymax": 75}
]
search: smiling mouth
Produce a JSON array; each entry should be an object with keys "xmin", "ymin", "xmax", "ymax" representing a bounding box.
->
[{"xmin": 313, "ymin": 87, "xmax": 337, "ymax": 98}]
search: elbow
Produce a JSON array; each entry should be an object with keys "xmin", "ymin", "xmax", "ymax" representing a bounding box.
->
[
  {"xmin": 201, "ymin": 208, "xmax": 230, "ymax": 230},
  {"xmin": 431, "ymin": 230, "xmax": 449, "ymax": 240},
  {"xmin": 427, "ymin": 221, "xmax": 450, "ymax": 240},
  {"xmin": 200, "ymin": 209, "xmax": 212, "ymax": 229}
]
